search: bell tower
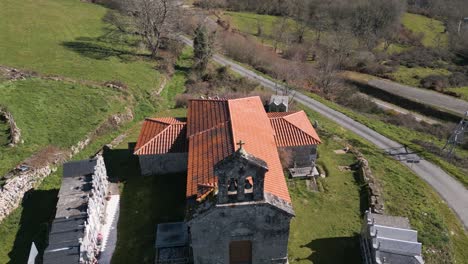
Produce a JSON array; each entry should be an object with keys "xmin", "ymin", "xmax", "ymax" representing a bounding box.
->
[{"xmin": 215, "ymin": 141, "xmax": 268, "ymax": 204}]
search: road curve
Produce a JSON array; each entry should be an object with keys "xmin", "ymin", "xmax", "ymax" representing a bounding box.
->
[{"xmin": 180, "ymin": 36, "xmax": 468, "ymax": 229}]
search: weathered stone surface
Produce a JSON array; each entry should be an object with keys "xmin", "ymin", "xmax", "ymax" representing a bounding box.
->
[
  {"xmin": 0, "ymin": 106, "xmax": 22, "ymax": 147},
  {"xmin": 0, "ymin": 166, "xmax": 54, "ymax": 222},
  {"xmin": 352, "ymin": 149, "xmax": 385, "ymax": 214},
  {"xmin": 189, "ymin": 203, "xmax": 291, "ymax": 264},
  {"xmin": 138, "ymin": 153, "xmax": 188, "ymax": 176}
]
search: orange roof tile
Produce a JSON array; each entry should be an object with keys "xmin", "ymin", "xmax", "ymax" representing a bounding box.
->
[
  {"xmin": 186, "ymin": 99, "xmax": 230, "ymax": 137},
  {"xmin": 228, "ymin": 97, "xmax": 291, "ymax": 202},
  {"xmin": 268, "ymin": 111, "xmax": 321, "ymax": 147},
  {"xmin": 134, "ymin": 117, "xmax": 187, "ymax": 155},
  {"xmin": 186, "ymin": 121, "xmax": 233, "ymax": 198},
  {"xmin": 186, "ymin": 97, "xmax": 291, "ymax": 203}
]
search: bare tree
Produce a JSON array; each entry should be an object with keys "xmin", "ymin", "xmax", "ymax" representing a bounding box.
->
[
  {"xmin": 122, "ymin": 0, "xmax": 181, "ymax": 58},
  {"xmin": 314, "ymin": 50, "xmax": 342, "ymax": 97}
]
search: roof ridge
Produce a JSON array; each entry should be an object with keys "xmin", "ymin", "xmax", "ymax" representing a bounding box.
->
[
  {"xmin": 146, "ymin": 117, "xmax": 186, "ymax": 125},
  {"xmin": 267, "ymin": 111, "xmax": 301, "ymax": 119},
  {"xmin": 187, "ymin": 121, "xmax": 231, "ymax": 138},
  {"xmin": 282, "ymin": 111, "xmax": 321, "ymax": 143},
  {"xmin": 134, "ymin": 125, "xmax": 172, "ymax": 155}
]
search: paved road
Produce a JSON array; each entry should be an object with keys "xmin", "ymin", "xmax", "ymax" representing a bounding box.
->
[
  {"xmin": 180, "ymin": 36, "xmax": 468, "ymax": 229},
  {"xmin": 368, "ymin": 79, "xmax": 468, "ymax": 117}
]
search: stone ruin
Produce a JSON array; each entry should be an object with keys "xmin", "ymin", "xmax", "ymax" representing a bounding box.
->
[{"xmin": 0, "ymin": 106, "xmax": 22, "ymax": 147}]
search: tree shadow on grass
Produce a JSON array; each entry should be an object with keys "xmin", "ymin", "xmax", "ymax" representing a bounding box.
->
[
  {"xmin": 7, "ymin": 189, "xmax": 58, "ymax": 264},
  {"xmin": 294, "ymin": 235, "xmax": 362, "ymax": 264},
  {"xmin": 62, "ymin": 28, "xmax": 151, "ymax": 63},
  {"xmin": 62, "ymin": 40, "xmax": 149, "ymax": 62}
]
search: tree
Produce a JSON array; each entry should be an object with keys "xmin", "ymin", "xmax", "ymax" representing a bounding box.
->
[
  {"xmin": 121, "ymin": 0, "xmax": 180, "ymax": 58},
  {"xmin": 193, "ymin": 24, "xmax": 215, "ymax": 74},
  {"xmin": 350, "ymin": 0, "xmax": 405, "ymax": 50}
]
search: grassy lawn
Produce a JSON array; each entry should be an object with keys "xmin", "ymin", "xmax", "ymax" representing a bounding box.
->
[
  {"xmin": 300, "ymin": 106, "xmax": 468, "ymax": 264},
  {"xmin": 390, "ymin": 66, "xmax": 451, "ymax": 87},
  {"xmin": 223, "ymin": 11, "xmax": 316, "ymax": 47},
  {"xmin": 107, "ymin": 153, "xmax": 186, "ymax": 264},
  {"xmin": 303, "ymin": 91, "xmax": 468, "ymax": 187},
  {"xmin": 402, "ymin": 13, "xmax": 448, "ymax": 48},
  {"xmin": 0, "ymin": 0, "xmax": 161, "ymax": 97},
  {"xmin": 447, "ymin": 86, "xmax": 468, "ymax": 101},
  {"xmin": 0, "ymin": 78, "xmax": 125, "ymax": 176},
  {"xmin": 288, "ymin": 138, "xmax": 362, "ymax": 263},
  {"xmin": 0, "ymin": 117, "xmax": 139, "ymax": 263}
]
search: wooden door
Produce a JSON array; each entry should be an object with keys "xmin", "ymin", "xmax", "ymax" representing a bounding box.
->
[{"xmin": 230, "ymin": 240, "xmax": 252, "ymax": 264}]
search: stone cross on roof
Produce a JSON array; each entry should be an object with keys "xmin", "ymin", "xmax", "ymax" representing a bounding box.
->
[{"xmin": 236, "ymin": 140, "xmax": 245, "ymax": 149}]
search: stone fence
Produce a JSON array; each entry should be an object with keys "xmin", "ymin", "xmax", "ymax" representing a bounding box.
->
[
  {"xmin": 352, "ymin": 149, "xmax": 385, "ymax": 214},
  {"xmin": 0, "ymin": 106, "xmax": 22, "ymax": 147},
  {"xmin": 0, "ymin": 109, "xmax": 133, "ymax": 223}
]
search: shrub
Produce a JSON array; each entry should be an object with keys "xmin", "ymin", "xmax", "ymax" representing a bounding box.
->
[
  {"xmin": 448, "ymin": 72, "xmax": 468, "ymax": 87},
  {"xmin": 420, "ymin": 75, "xmax": 449, "ymax": 91},
  {"xmin": 174, "ymin": 94, "xmax": 194, "ymax": 108}
]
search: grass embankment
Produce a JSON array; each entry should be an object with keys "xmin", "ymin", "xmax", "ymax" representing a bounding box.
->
[
  {"xmin": 0, "ymin": 45, "xmax": 192, "ymax": 263},
  {"xmin": 300, "ymin": 106, "xmax": 468, "ymax": 264},
  {"xmin": 288, "ymin": 138, "xmax": 362, "ymax": 263},
  {"xmin": 0, "ymin": 0, "xmax": 161, "ymax": 97},
  {"xmin": 223, "ymin": 11, "xmax": 316, "ymax": 47},
  {"xmin": 390, "ymin": 66, "xmax": 451, "ymax": 87},
  {"xmin": 0, "ymin": 79, "xmax": 125, "ymax": 176},
  {"xmin": 304, "ymin": 91, "xmax": 468, "ymax": 187},
  {"xmin": 402, "ymin": 13, "xmax": 448, "ymax": 48},
  {"xmin": 0, "ymin": 0, "xmax": 193, "ymax": 262},
  {"xmin": 0, "ymin": 120, "xmax": 9, "ymax": 147}
]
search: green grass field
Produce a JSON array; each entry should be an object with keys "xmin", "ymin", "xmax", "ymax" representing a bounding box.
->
[
  {"xmin": 0, "ymin": 78, "xmax": 125, "ymax": 176},
  {"xmin": 0, "ymin": 120, "xmax": 9, "ymax": 147},
  {"xmin": 223, "ymin": 11, "xmax": 316, "ymax": 47},
  {"xmin": 448, "ymin": 86, "xmax": 468, "ymax": 101},
  {"xmin": 288, "ymin": 138, "xmax": 362, "ymax": 263},
  {"xmin": 300, "ymin": 106, "xmax": 468, "ymax": 264},
  {"xmin": 390, "ymin": 66, "xmax": 452, "ymax": 87},
  {"xmin": 0, "ymin": 0, "xmax": 161, "ymax": 96},
  {"xmin": 402, "ymin": 13, "xmax": 448, "ymax": 48}
]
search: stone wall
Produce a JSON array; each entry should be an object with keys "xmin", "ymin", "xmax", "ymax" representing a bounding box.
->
[
  {"xmin": 353, "ymin": 150, "xmax": 385, "ymax": 214},
  {"xmin": 0, "ymin": 106, "xmax": 22, "ymax": 147},
  {"xmin": 0, "ymin": 166, "xmax": 55, "ymax": 221},
  {"xmin": 189, "ymin": 203, "xmax": 291, "ymax": 264},
  {"xmin": 0, "ymin": 106, "xmax": 133, "ymax": 223},
  {"xmin": 138, "ymin": 153, "xmax": 188, "ymax": 176}
]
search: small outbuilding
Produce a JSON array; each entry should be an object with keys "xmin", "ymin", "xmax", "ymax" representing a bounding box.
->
[{"xmin": 133, "ymin": 117, "xmax": 188, "ymax": 176}]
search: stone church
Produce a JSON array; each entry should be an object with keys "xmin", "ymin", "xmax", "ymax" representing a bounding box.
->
[{"xmin": 134, "ymin": 96, "xmax": 321, "ymax": 263}]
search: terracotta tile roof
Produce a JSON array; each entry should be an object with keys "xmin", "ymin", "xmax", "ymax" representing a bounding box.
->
[
  {"xmin": 186, "ymin": 99, "xmax": 230, "ymax": 137},
  {"xmin": 134, "ymin": 117, "xmax": 187, "ymax": 155},
  {"xmin": 268, "ymin": 111, "xmax": 321, "ymax": 147},
  {"xmin": 186, "ymin": 97, "xmax": 291, "ymax": 203},
  {"xmin": 186, "ymin": 121, "xmax": 233, "ymax": 198},
  {"xmin": 229, "ymin": 97, "xmax": 291, "ymax": 202}
]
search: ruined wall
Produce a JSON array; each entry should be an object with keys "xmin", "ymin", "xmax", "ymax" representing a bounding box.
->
[
  {"xmin": 189, "ymin": 203, "xmax": 291, "ymax": 264},
  {"xmin": 354, "ymin": 151, "xmax": 385, "ymax": 214},
  {"xmin": 0, "ymin": 166, "xmax": 55, "ymax": 221},
  {"xmin": 0, "ymin": 106, "xmax": 22, "ymax": 147},
  {"xmin": 138, "ymin": 153, "xmax": 188, "ymax": 176}
]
